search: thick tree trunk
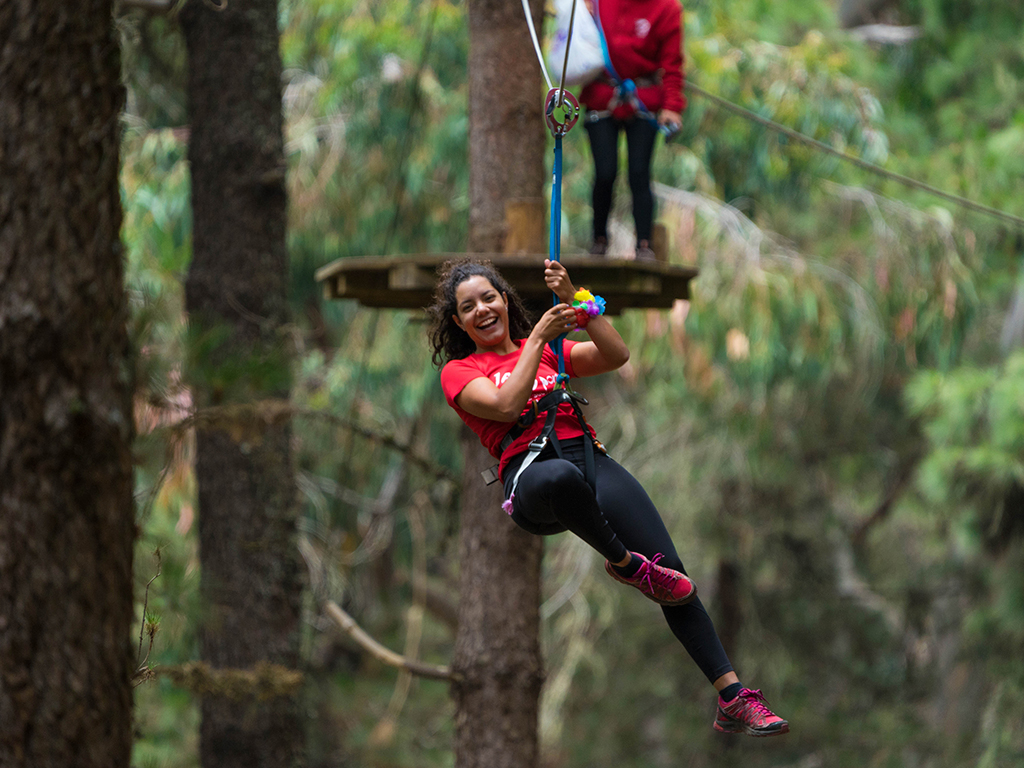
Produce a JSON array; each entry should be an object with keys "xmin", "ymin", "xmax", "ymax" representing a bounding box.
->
[
  {"xmin": 454, "ymin": 5, "xmax": 547, "ymax": 766},
  {"xmin": 452, "ymin": 431, "xmax": 544, "ymax": 768},
  {"xmin": 453, "ymin": 3, "xmax": 548, "ymax": 765},
  {"xmin": 179, "ymin": 2, "xmax": 303, "ymax": 767},
  {"xmin": 0, "ymin": 3, "xmax": 135, "ymax": 767},
  {"xmin": 467, "ymin": 0, "xmax": 547, "ymax": 253}
]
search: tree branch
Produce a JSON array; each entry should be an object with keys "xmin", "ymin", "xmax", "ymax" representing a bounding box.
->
[
  {"xmin": 324, "ymin": 601, "xmax": 459, "ymax": 682},
  {"xmin": 834, "ymin": 540, "xmax": 903, "ymax": 635},
  {"xmin": 852, "ymin": 460, "xmax": 918, "ymax": 547},
  {"xmin": 848, "ymin": 24, "xmax": 922, "ymax": 45},
  {"xmin": 134, "ymin": 550, "xmax": 162, "ymax": 682},
  {"xmin": 156, "ymin": 661, "xmax": 303, "ymax": 698},
  {"xmin": 153, "ymin": 399, "xmax": 458, "ymax": 483},
  {"xmin": 369, "ymin": 491, "xmax": 431, "ymax": 745}
]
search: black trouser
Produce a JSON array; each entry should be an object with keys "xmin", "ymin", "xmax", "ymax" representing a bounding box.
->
[
  {"xmin": 584, "ymin": 116, "xmax": 659, "ymax": 244},
  {"xmin": 503, "ymin": 437, "xmax": 734, "ymax": 684}
]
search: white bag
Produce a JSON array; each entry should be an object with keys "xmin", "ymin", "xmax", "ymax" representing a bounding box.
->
[{"xmin": 546, "ymin": 0, "xmax": 607, "ymax": 87}]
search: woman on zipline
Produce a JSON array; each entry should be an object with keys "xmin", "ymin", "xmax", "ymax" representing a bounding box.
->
[{"xmin": 428, "ymin": 256, "xmax": 789, "ymax": 737}]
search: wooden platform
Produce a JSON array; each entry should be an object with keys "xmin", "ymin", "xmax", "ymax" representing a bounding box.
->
[{"xmin": 315, "ymin": 254, "xmax": 698, "ymax": 315}]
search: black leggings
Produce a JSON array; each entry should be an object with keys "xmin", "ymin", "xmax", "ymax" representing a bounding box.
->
[
  {"xmin": 584, "ymin": 116, "xmax": 659, "ymax": 243},
  {"xmin": 503, "ymin": 437, "xmax": 734, "ymax": 684}
]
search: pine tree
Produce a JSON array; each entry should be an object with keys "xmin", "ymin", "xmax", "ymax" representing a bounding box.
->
[{"xmin": 0, "ymin": 2, "xmax": 135, "ymax": 765}]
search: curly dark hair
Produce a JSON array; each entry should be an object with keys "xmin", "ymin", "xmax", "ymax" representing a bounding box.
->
[{"xmin": 426, "ymin": 258, "xmax": 534, "ymax": 367}]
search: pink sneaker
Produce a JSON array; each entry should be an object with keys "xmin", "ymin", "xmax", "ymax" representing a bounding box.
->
[
  {"xmin": 604, "ymin": 552, "xmax": 697, "ymax": 606},
  {"xmin": 714, "ymin": 688, "xmax": 790, "ymax": 737}
]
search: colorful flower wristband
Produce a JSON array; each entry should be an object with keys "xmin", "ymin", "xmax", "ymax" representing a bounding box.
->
[{"xmin": 572, "ymin": 288, "xmax": 606, "ymax": 318}]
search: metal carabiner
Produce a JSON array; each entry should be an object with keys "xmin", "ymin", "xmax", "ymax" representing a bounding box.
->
[
  {"xmin": 545, "ymin": 88, "xmax": 580, "ymax": 138},
  {"xmin": 556, "ymin": 376, "xmax": 589, "ymax": 406},
  {"xmin": 566, "ymin": 386, "xmax": 589, "ymax": 406}
]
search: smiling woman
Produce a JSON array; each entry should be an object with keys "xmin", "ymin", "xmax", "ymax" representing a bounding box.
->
[
  {"xmin": 428, "ymin": 260, "xmax": 535, "ymax": 365},
  {"xmin": 426, "ymin": 257, "xmax": 790, "ymax": 737},
  {"xmin": 452, "ymin": 275, "xmax": 519, "ymax": 355}
]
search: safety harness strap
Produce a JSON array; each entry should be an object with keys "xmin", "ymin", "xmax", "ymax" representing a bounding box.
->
[
  {"xmin": 505, "ymin": 405, "xmax": 561, "ymax": 499},
  {"xmin": 499, "ymin": 389, "xmax": 599, "ymax": 502}
]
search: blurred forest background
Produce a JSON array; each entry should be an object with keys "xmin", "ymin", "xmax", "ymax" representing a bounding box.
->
[{"xmin": 115, "ymin": 0, "xmax": 1024, "ymax": 766}]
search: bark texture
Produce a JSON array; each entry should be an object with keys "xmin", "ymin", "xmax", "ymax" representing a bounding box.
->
[
  {"xmin": 452, "ymin": 431, "xmax": 544, "ymax": 768},
  {"xmin": 454, "ymin": 5, "xmax": 548, "ymax": 765},
  {"xmin": 467, "ymin": 0, "xmax": 547, "ymax": 253},
  {"xmin": 0, "ymin": 2, "xmax": 135, "ymax": 766},
  {"xmin": 179, "ymin": 1, "xmax": 303, "ymax": 766}
]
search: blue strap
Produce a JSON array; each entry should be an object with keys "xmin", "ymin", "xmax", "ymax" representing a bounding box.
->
[
  {"xmin": 593, "ymin": 0, "xmax": 620, "ymax": 84},
  {"xmin": 549, "ymin": 135, "xmax": 568, "ymax": 379}
]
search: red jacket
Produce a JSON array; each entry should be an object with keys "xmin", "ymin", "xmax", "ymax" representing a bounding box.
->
[{"xmin": 580, "ymin": 0, "xmax": 685, "ymax": 119}]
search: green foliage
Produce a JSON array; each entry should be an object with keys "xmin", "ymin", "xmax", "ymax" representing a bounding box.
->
[
  {"xmin": 121, "ymin": 121, "xmax": 202, "ymax": 768},
  {"xmin": 894, "ymin": 0, "xmax": 1024, "ymax": 134},
  {"xmin": 906, "ymin": 352, "xmax": 1024, "ymax": 765},
  {"xmin": 686, "ymin": 30, "xmax": 889, "ymax": 205},
  {"xmin": 282, "ymin": 0, "xmax": 469, "ymax": 313},
  {"xmin": 118, "ymin": 13, "xmax": 187, "ymax": 128},
  {"xmin": 688, "ymin": 0, "xmax": 839, "ymax": 46},
  {"xmin": 867, "ymin": 0, "xmax": 1024, "ymax": 223},
  {"xmin": 908, "ymin": 350, "xmax": 1024, "ymax": 514}
]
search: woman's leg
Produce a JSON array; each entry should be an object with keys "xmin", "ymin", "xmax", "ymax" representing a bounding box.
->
[
  {"xmin": 623, "ymin": 118, "xmax": 659, "ymax": 244},
  {"xmin": 506, "ymin": 445, "xmax": 787, "ymax": 732},
  {"xmin": 592, "ymin": 451, "xmax": 735, "ymax": 684},
  {"xmin": 584, "ymin": 117, "xmax": 620, "ymax": 242},
  {"xmin": 506, "ymin": 455, "xmax": 630, "ymax": 565}
]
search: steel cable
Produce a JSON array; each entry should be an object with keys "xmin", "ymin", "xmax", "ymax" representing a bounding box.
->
[{"xmin": 688, "ymin": 82, "xmax": 1024, "ymax": 230}]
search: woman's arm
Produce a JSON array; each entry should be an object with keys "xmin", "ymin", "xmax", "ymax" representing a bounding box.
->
[
  {"xmin": 544, "ymin": 259, "xmax": 630, "ymax": 377},
  {"xmin": 657, "ymin": 0, "xmax": 685, "ymax": 115},
  {"xmin": 454, "ymin": 303, "xmax": 579, "ymax": 422}
]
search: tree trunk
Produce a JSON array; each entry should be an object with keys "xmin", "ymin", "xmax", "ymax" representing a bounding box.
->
[
  {"xmin": 453, "ymin": 4, "xmax": 548, "ymax": 766},
  {"xmin": 467, "ymin": 0, "xmax": 547, "ymax": 253},
  {"xmin": 452, "ymin": 431, "xmax": 544, "ymax": 768},
  {"xmin": 179, "ymin": 2, "xmax": 303, "ymax": 767},
  {"xmin": 0, "ymin": 3, "xmax": 135, "ymax": 767}
]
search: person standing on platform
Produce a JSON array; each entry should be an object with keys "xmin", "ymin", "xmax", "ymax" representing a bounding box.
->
[{"xmin": 581, "ymin": 0, "xmax": 684, "ymax": 261}]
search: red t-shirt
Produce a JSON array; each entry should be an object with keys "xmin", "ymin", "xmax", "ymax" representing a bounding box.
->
[
  {"xmin": 440, "ymin": 339, "xmax": 595, "ymax": 479},
  {"xmin": 580, "ymin": 0, "xmax": 685, "ymax": 119}
]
